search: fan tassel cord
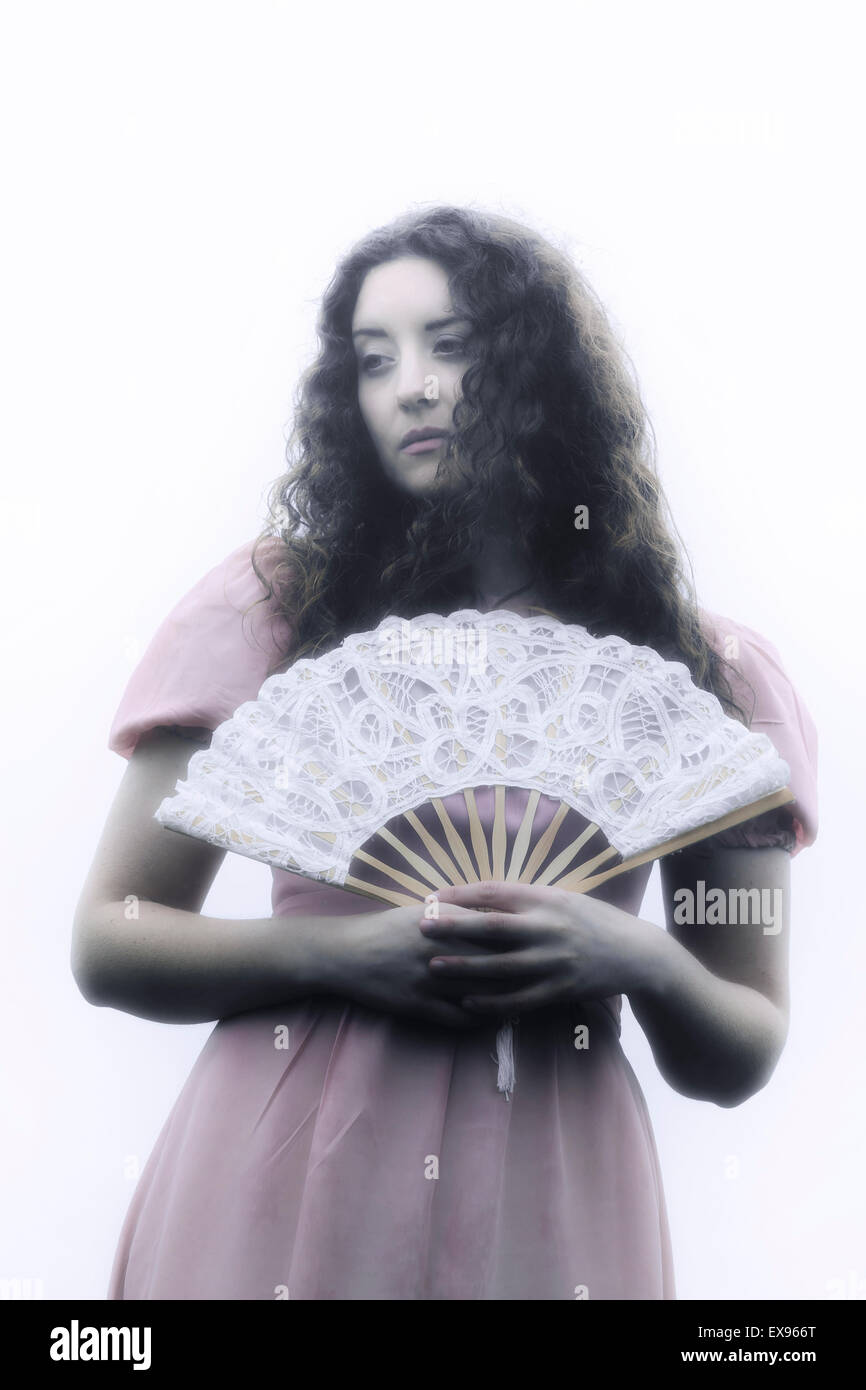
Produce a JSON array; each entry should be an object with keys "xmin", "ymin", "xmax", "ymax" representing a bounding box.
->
[{"xmin": 494, "ymin": 1017, "xmax": 520, "ymax": 1100}]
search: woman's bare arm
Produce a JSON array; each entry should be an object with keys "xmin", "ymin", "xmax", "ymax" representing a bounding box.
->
[
  {"xmin": 71, "ymin": 728, "xmax": 354, "ymax": 1023},
  {"xmin": 73, "ymin": 898, "xmax": 353, "ymax": 1024},
  {"xmin": 418, "ymin": 851, "xmax": 791, "ymax": 1106},
  {"xmin": 628, "ymin": 843, "xmax": 791, "ymax": 1107},
  {"xmin": 72, "ymin": 728, "xmax": 479, "ymax": 1029}
]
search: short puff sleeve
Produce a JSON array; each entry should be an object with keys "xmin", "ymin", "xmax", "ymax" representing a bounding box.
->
[
  {"xmin": 691, "ymin": 608, "xmax": 819, "ymax": 856},
  {"xmin": 108, "ymin": 536, "xmax": 295, "ymax": 760}
]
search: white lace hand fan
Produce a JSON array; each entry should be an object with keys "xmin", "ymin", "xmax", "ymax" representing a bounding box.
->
[{"xmin": 154, "ymin": 609, "xmax": 793, "ymax": 1098}]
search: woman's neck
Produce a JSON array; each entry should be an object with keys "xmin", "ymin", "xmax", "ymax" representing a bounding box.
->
[{"xmin": 463, "ymin": 530, "xmax": 543, "ymax": 612}]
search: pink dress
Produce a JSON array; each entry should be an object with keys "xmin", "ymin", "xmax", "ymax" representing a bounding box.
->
[{"xmin": 104, "ymin": 538, "xmax": 819, "ymax": 1300}]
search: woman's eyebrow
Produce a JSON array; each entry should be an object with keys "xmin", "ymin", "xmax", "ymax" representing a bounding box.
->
[{"xmin": 351, "ymin": 315, "xmax": 469, "ymax": 341}]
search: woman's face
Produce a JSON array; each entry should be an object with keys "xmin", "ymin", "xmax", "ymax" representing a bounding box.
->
[{"xmin": 352, "ymin": 256, "xmax": 471, "ymax": 496}]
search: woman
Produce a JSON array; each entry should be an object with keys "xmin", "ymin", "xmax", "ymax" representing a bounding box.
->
[{"xmin": 73, "ymin": 205, "xmax": 818, "ymax": 1300}]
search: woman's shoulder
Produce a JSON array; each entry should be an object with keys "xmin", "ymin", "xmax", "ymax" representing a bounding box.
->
[
  {"xmin": 182, "ymin": 533, "xmax": 291, "ymax": 624},
  {"xmin": 697, "ymin": 606, "xmax": 811, "ymax": 723},
  {"xmin": 142, "ymin": 533, "xmax": 296, "ymax": 676},
  {"xmin": 697, "ymin": 605, "xmax": 819, "ymax": 854},
  {"xmin": 107, "ymin": 534, "xmax": 295, "ymax": 761}
]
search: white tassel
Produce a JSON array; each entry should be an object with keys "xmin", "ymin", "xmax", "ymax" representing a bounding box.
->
[{"xmin": 494, "ymin": 1017, "xmax": 520, "ymax": 1100}]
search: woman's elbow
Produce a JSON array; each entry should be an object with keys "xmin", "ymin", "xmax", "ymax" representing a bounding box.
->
[
  {"xmin": 714, "ymin": 1018, "xmax": 789, "ymax": 1108},
  {"xmin": 70, "ymin": 912, "xmax": 114, "ymax": 1007},
  {"xmin": 71, "ymin": 943, "xmax": 108, "ymax": 1007}
]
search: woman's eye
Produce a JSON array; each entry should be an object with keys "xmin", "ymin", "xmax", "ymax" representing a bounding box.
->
[
  {"xmin": 359, "ymin": 338, "xmax": 466, "ymax": 374},
  {"xmin": 435, "ymin": 337, "xmax": 466, "ymax": 356}
]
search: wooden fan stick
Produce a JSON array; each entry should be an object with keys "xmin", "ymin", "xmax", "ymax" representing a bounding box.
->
[
  {"xmin": 431, "ymin": 798, "xmax": 480, "ymax": 882},
  {"xmin": 375, "ymin": 825, "xmax": 450, "ymax": 890},
  {"xmin": 344, "ymin": 792, "xmax": 493, "ymax": 904},
  {"xmin": 532, "ymin": 819, "xmax": 605, "ymax": 886},
  {"xmin": 348, "ymin": 821, "xmax": 460, "ymax": 897},
  {"xmin": 559, "ymin": 844, "xmax": 620, "ymax": 885},
  {"xmin": 507, "ymin": 795, "xmax": 618, "ymax": 888},
  {"xmin": 344, "ymin": 784, "xmax": 562, "ymax": 903},
  {"xmin": 345, "ymin": 794, "xmax": 484, "ymax": 903},
  {"xmin": 463, "ymin": 788, "xmax": 492, "ymax": 879},
  {"xmin": 344, "ymin": 797, "xmax": 614, "ymax": 903},
  {"xmin": 343, "ymin": 874, "xmax": 415, "ymax": 906},
  {"xmin": 556, "ymin": 785, "xmax": 796, "ymax": 893},
  {"xmin": 348, "ymin": 786, "xmax": 522, "ymax": 900},
  {"xmin": 491, "ymin": 785, "xmax": 507, "ymax": 879},
  {"xmin": 519, "ymin": 800, "xmax": 572, "ymax": 883},
  {"xmin": 506, "ymin": 789, "xmax": 541, "ymax": 880},
  {"xmin": 403, "ymin": 809, "xmax": 464, "ymax": 884},
  {"xmin": 172, "ymin": 818, "xmax": 414, "ymax": 907},
  {"xmin": 334, "ymin": 784, "xmax": 796, "ymax": 909},
  {"xmin": 352, "ymin": 787, "xmax": 624, "ymax": 901},
  {"xmin": 351, "ymin": 847, "xmax": 433, "ymax": 898}
]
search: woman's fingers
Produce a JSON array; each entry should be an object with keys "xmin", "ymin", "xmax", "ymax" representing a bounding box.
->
[
  {"xmin": 420, "ymin": 914, "xmax": 531, "ymax": 948},
  {"xmin": 435, "ymin": 880, "xmax": 565, "ymax": 914},
  {"xmin": 428, "ymin": 949, "xmax": 550, "ymax": 980},
  {"xmin": 420, "ymin": 901, "xmax": 482, "ymax": 923}
]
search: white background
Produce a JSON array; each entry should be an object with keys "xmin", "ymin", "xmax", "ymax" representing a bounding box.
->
[{"xmin": 1, "ymin": 0, "xmax": 862, "ymax": 1301}]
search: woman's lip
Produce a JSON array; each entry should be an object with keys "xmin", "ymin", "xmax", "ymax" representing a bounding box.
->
[{"xmin": 401, "ymin": 436, "xmax": 447, "ymax": 454}]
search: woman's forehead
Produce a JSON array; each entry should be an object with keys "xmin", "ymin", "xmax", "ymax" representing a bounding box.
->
[{"xmin": 352, "ymin": 256, "xmax": 457, "ymax": 329}]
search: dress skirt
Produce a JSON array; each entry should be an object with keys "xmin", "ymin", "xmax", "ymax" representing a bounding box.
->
[{"xmin": 108, "ymin": 820, "xmax": 674, "ymax": 1303}]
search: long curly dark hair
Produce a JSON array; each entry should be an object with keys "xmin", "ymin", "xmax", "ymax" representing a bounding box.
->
[{"xmin": 247, "ymin": 204, "xmax": 753, "ymax": 724}]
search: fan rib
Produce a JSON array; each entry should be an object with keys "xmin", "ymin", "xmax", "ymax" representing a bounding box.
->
[
  {"xmin": 403, "ymin": 809, "xmax": 464, "ymax": 885},
  {"xmin": 520, "ymin": 800, "xmax": 572, "ymax": 883},
  {"xmin": 506, "ymin": 790, "xmax": 541, "ymax": 881},
  {"xmin": 376, "ymin": 826, "xmax": 449, "ymax": 890},
  {"xmin": 553, "ymin": 845, "xmax": 620, "ymax": 890},
  {"xmin": 431, "ymin": 798, "xmax": 478, "ymax": 882},
  {"xmin": 344, "ymin": 873, "xmax": 415, "ymax": 907},
  {"xmin": 491, "ymin": 785, "xmax": 507, "ymax": 879},
  {"xmin": 352, "ymin": 848, "xmax": 434, "ymax": 899},
  {"xmin": 464, "ymin": 789, "xmax": 492, "ymax": 880},
  {"xmin": 565, "ymin": 786, "xmax": 796, "ymax": 894},
  {"xmin": 532, "ymin": 821, "xmax": 602, "ymax": 887}
]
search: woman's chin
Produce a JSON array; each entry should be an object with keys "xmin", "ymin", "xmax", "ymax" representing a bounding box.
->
[{"xmin": 391, "ymin": 459, "xmax": 444, "ymax": 496}]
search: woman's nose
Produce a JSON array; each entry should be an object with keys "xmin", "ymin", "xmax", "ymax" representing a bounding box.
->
[{"xmin": 395, "ymin": 356, "xmax": 436, "ymax": 406}]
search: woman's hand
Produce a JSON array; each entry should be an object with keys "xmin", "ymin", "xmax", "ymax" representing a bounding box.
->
[
  {"xmin": 419, "ymin": 880, "xmax": 665, "ymax": 1017},
  {"xmin": 330, "ymin": 901, "xmax": 499, "ymax": 1031}
]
